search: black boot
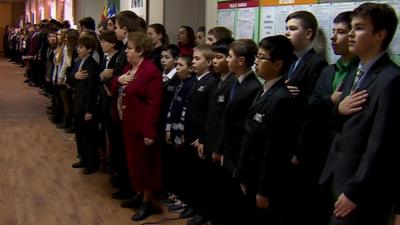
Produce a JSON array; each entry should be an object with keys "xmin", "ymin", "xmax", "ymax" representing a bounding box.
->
[{"xmin": 131, "ymin": 202, "xmax": 152, "ymax": 221}]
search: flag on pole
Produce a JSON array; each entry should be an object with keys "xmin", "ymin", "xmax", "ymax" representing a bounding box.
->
[
  {"xmin": 100, "ymin": 1, "xmax": 108, "ymax": 22},
  {"xmin": 108, "ymin": 3, "xmax": 116, "ymax": 18}
]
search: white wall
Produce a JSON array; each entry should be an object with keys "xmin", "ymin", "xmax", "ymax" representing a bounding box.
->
[
  {"xmin": 164, "ymin": 0, "xmax": 205, "ymax": 44},
  {"xmin": 148, "ymin": 0, "xmax": 164, "ymax": 25},
  {"xmin": 205, "ymin": 0, "xmax": 217, "ymax": 32},
  {"xmin": 76, "ymin": 0, "xmax": 103, "ymax": 26}
]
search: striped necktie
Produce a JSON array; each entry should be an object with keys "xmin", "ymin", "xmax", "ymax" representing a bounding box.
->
[{"xmin": 351, "ymin": 68, "xmax": 365, "ymax": 91}]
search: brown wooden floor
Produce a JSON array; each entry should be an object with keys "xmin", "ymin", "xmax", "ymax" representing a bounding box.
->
[{"xmin": 0, "ymin": 57, "xmax": 187, "ymax": 225}]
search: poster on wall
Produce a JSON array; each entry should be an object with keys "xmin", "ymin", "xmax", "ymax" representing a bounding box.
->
[
  {"xmin": 217, "ymin": 0, "xmax": 260, "ymax": 41},
  {"xmin": 129, "ymin": 0, "xmax": 146, "ymax": 19}
]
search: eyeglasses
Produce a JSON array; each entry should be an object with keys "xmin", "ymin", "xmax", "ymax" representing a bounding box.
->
[{"xmin": 255, "ymin": 55, "xmax": 272, "ymax": 62}]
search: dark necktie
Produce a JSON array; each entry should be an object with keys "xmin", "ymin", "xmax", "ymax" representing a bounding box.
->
[{"xmin": 229, "ymin": 80, "xmax": 240, "ymax": 102}]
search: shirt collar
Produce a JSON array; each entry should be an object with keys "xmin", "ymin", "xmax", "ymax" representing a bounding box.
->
[
  {"xmin": 294, "ymin": 45, "xmax": 313, "ymax": 60},
  {"xmin": 359, "ymin": 51, "xmax": 386, "ymax": 75},
  {"xmin": 106, "ymin": 50, "xmax": 118, "ymax": 61},
  {"xmin": 263, "ymin": 76, "xmax": 283, "ymax": 93},
  {"xmin": 197, "ymin": 71, "xmax": 209, "ymax": 81},
  {"xmin": 237, "ymin": 69, "xmax": 253, "ymax": 84},
  {"xmin": 123, "ymin": 37, "xmax": 128, "ymax": 45},
  {"xmin": 164, "ymin": 67, "xmax": 177, "ymax": 80},
  {"xmin": 220, "ymin": 72, "xmax": 231, "ymax": 81},
  {"xmin": 336, "ymin": 56, "xmax": 359, "ymax": 72}
]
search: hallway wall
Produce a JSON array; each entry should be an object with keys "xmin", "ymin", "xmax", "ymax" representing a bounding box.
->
[{"xmin": 0, "ymin": 2, "xmax": 24, "ymax": 53}]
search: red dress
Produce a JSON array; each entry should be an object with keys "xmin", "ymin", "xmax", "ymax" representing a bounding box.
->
[{"xmin": 112, "ymin": 59, "xmax": 163, "ymax": 191}]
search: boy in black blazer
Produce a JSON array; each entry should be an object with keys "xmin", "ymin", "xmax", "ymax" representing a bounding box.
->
[
  {"xmin": 319, "ymin": 3, "xmax": 400, "ymax": 225},
  {"xmin": 218, "ymin": 39, "xmax": 261, "ymax": 225},
  {"xmin": 236, "ymin": 34, "xmax": 297, "ymax": 225},
  {"xmin": 69, "ymin": 36, "xmax": 99, "ymax": 174},
  {"xmin": 284, "ymin": 10, "xmax": 328, "ymax": 225}
]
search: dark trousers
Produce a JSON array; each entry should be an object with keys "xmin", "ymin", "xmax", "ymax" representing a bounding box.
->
[
  {"xmin": 74, "ymin": 115, "xmax": 99, "ymax": 170},
  {"xmin": 109, "ymin": 120, "xmax": 131, "ymax": 192},
  {"xmin": 287, "ymin": 164, "xmax": 332, "ymax": 225}
]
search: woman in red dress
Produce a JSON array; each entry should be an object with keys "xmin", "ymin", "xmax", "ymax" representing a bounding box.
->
[{"xmin": 113, "ymin": 31, "xmax": 163, "ymax": 221}]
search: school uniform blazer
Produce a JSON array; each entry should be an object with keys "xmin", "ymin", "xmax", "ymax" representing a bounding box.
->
[
  {"xmin": 286, "ymin": 48, "xmax": 328, "ymax": 161},
  {"xmin": 99, "ymin": 51, "xmax": 120, "ymax": 120},
  {"xmin": 235, "ymin": 78, "xmax": 297, "ymax": 197},
  {"xmin": 104, "ymin": 44, "xmax": 127, "ymax": 87},
  {"xmin": 222, "ymin": 72, "xmax": 262, "ymax": 174},
  {"xmin": 200, "ymin": 73, "xmax": 236, "ymax": 156},
  {"xmin": 183, "ymin": 72, "xmax": 216, "ymax": 144},
  {"xmin": 319, "ymin": 53, "xmax": 400, "ymax": 206},
  {"xmin": 160, "ymin": 74, "xmax": 181, "ymax": 127},
  {"xmin": 69, "ymin": 56, "xmax": 99, "ymax": 116}
]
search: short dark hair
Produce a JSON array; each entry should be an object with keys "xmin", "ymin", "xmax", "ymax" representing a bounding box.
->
[
  {"xmin": 149, "ymin": 23, "xmax": 169, "ymax": 48},
  {"xmin": 100, "ymin": 30, "xmax": 122, "ymax": 50},
  {"xmin": 107, "ymin": 16, "xmax": 116, "ymax": 26},
  {"xmin": 286, "ymin": 11, "xmax": 318, "ymax": 41},
  {"xmin": 212, "ymin": 38, "xmax": 234, "ymax": 56},
  {"xmin": 78, "ymin": 36, "xmax": 97, "ymax": 52},
  {"xmin": 79, "ymin": 17, "xmax": 96, "ymax": 31},
  {"xmin": 162, "ymin": 44, "xmax": 180, "ymax": 59},
  {"xmin": 63, "ymin": 20, "xmax": 71, "ymax": 29},
  {"xmin": 333, "ymin": 11, "xmax": 352, "ymax": 29},
  {"xmin": 230, "ymin": 39, "xmax": 258, "ymax": 67},
  {"xmin": 178, "ymin": 55, "xmax": 193, "ymax": 68},
  {"xmin": 116, "ymin": 10, "xmax": 145, "ymax": 33},
  {"xmin": 352, "ymin": 2, "xmax": 398, "ymax": 50},
  {"xmin": 259, "ymin": 35, "xmax": 294, "ymax": 74},
  {"xmin": 208, "ymin": 26, "xmax": 232, "ymax": 42},
  {"xmin": 128, "ymin": 31, "xmax": 153, "ymax": 58}
]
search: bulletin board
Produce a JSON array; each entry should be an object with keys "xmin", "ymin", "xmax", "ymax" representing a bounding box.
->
[
  {"xmin": 217, "ymin": 0, "xmax": 260, "ymax": 42},
  {"xmin": 217, "ymin": 0, "xmax": 400, "ymax": 65}
]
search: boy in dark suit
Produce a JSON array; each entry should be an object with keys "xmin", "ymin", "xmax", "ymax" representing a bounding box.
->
[
  {"xmin": 217, "ymin": 39, "xmax": 261, "ymax": 225},
  {"xmin": 69, "ymin": 36, "xmax": 99, "ymax": 174},
  {"xmin": 319, "ymin": 3, "xmax": 400, "ymax": 225},
  {"xmin": 284, "ymin": 10, "xmax": 328, "ymax": 225},
  {"xmin": 301, "ymin": 11, "xmax": 359, "ymax": 224},
  {"xmin": 179, "ymin": 44, "xmax": 216, "ymax": 225},
  {"xmin": 196, "ymin": 38, "xmax": 235, "ymax": 225},
  {"xmin": 235, "ymin": 35, "xmax": 296, "ymax": 225}
]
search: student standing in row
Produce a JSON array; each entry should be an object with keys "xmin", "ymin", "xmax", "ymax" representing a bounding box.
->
[
  {"xmin": 320, "ymin": 3, "xmax": 400, "ymax": 225},
  {"xmin": 236, "ymin": 35, "xmax": 297, "ymax": 225},
  {"xmin": 284, "ymin": 10, "xmax": 328, "ymax": 225}
]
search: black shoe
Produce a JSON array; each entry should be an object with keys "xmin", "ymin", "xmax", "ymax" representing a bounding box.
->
[
  {"xmin": 131, "ymin": 202, "xmax": 152, "ymax": 221},
  {"xmin": 72, "ymin": 161, "xmax": 86, "ymax": 168},
  {"xmin": 82, "ymin": 167, "xmax": 98, "ymax": 175},
  {"xmin": 120, "ymin": 195, "xmax": 143, "ymax": 208},
  {"xmin": 180, "ymin": 207, "xmax": 195, "ymax": 219},
  {"xmin": 112, "ymin": 190, "xmax": 134, "ymax": 200},
  {"xmin": 187, "ymin": 214, "xmax": 208, "ymax": 225}
]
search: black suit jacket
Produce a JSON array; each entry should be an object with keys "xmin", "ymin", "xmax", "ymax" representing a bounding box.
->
[
  {"xmin": 98, "ymin": 51, "xmax": 120, "ymax": 120},
  {"xmin": 69, "ymin": 56, "xmax": 99, "ymax": 116},
  {"xmin": 222, "ymin": 72, "xmax": 262, "ymax": 174},
  {"xmin": 296, "ymin": 62, "xmax": 358, "ymax": 180},
  {"xmin": 184, "ymin": 72, "xmax": 217, "ymax": 144},
  {"xmin": 235, "ymin": 78, "xmax": 297, "ymax": 197},
  {"xmin": 201, "ymin": 73, "xmax": 236, "ymax": 156},
  {"xmin": 320, "ymin": 54, "xmax": 400, "ymax": 207},
  {"xmin": 160, "ymin": 73, "xmax": 181, "ymax": 126},
  {"xmin": 286, "ymin": 48, "xmax": 328, "ymax": 160}
]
